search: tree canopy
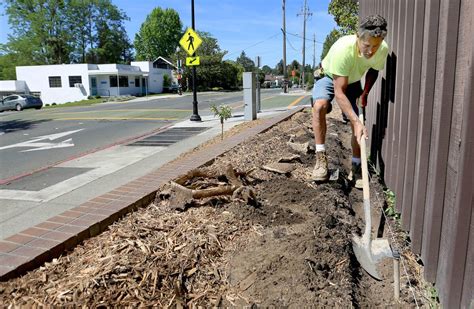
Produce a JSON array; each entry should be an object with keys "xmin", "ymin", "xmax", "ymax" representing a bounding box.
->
[
  {"xmin": 134, "ymin": 7, "xmax": 183, "ymax": 61},
  {"xmin": 0, "ymin": 0, "xmax": 132, "ymax": 79},
  {"xmin": 328, "ymin": 0, "xmax": 359, "ymax": 35},
  {"xmin": 261, "ymin": 65, "xmax": 272, "ymax": 75},
  {"xmin": 320, "ymin": 0, "xmax": 359, "ymax": 62},
  {"xmin": 236, "ymin": 51, "xmax": 255, "ymax": 72}
]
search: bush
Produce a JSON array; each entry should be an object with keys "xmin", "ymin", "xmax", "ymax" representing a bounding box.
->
[{"xmin": 163, "ymin": 74, "xmax": 171, "ymax": 88}]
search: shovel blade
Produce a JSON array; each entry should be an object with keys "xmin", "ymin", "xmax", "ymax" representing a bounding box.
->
[{"xmin": 352, "ymin": 236, "xmax": 392, "ymax": 280}]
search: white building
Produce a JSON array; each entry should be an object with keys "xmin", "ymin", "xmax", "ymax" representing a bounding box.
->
[
  {"xmin": 3, "ymin": 57, "xmax": 176, "ymax": 105},
  {"xmin": 0, "ymin": 80, "xmax": 30, "ymax": 98}
]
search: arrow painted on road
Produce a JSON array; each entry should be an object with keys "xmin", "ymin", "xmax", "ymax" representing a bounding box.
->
[{"xmin": 0, "ymin": 129, "xmax": 83, "ymax": 152}]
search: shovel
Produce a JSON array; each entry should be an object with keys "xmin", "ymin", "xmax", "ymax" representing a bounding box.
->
[{"xmin": 352, "ymin": 107, "xmax": 393, "ymax": 280}]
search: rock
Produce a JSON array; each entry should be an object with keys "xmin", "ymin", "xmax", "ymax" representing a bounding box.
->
[
  {"xmin": 329, "ymin": 168, "xmax": 340, "ymax": 181},
  {"xmin": 262, "ymin": 162, "xmax": 295, "ymax": 174},
  {"xmin": 278, "ymin": 154, "xmax": 302, "ymax": 163},
  {"xmin": 287, "ymin": 141, "xmax": 310, "ymax": 154}
]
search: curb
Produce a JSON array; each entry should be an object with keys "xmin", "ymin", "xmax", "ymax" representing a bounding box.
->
[{"xmin": 0, "ymin": 106, "xmax": 305, "ymax": 281}]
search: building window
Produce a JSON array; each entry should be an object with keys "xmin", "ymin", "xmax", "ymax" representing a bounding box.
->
[
  {"xmin": 49, "ymin": 76, "xmax": 62, "ymax": 88},
  {"xmin": 109, "ymin": 76, "xmax": 128, "ymax": 87},
  {"xmin": 69, "ymin": 76, "xmax": 82, "ymax": 87},
  {"xmin": 110, "ymin": 76, "xmax": 117, "ymax": 87},
  {"xmin": 119, "ymin": 76, "xmax": 129, "ymax": 87},
  {"xmin": 135, "ymin": 77, "xmax": 140, "ymax": 87}
]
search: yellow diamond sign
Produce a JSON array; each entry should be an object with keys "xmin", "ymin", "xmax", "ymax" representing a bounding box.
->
[{"xmin": 179, "ymin": 28, "xmax": 202, "ymax": 56}]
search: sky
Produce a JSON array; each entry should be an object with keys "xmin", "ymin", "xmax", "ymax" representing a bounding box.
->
[{"xmin": 0, "ymin": 0, "xmax": 337, "ymax": 68}]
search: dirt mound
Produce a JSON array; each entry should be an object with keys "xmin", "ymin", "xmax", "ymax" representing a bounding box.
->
[{"xmin": 0, "ymin": 108, "xmax": 428, "ymax": 307}]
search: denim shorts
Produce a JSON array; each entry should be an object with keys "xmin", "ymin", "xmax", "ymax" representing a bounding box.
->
[{"xmin": 312, "ymin": 76, "xmax": 363, "ymax": 114}]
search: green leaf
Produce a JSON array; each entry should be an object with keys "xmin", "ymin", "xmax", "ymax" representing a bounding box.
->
[{"xmin": 134, "ymin": 7, "xmax": 182, "ymax": 60}]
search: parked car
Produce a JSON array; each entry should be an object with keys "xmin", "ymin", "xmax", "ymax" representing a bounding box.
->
[
  {"xmin": 0, "ymin": 94, "xmax": 43, "ymax": 112},
  {"xmin": 163, "ymin": 83, "xmax": 180, "ymax": 94}
]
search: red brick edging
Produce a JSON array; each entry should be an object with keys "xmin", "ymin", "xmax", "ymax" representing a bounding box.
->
[{"xmin": 0, "ymin": 107, "xmax": 304, "ymax": 281}]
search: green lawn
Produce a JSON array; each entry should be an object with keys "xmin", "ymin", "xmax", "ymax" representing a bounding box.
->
[
  {"xmin": 43, "ymin": 98, "xmax": 108, "ymax": 108},
  {"xmin": 42, "ymin": 93, "xmax": 179, "ymax": 109}
]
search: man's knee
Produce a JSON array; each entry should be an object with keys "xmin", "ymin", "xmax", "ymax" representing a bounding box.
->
[{"xmin": 312, "ymin": 100, "xmax": 331, "ymax": 116}]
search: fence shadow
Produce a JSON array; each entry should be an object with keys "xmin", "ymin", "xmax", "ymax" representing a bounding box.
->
[{"xmin": 370, "ymin": 52, "xmax": 397, "ymax": 182}]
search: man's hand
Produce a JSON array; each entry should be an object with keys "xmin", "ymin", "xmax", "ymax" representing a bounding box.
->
[{"xmin": 354, "ymin": 120, "xmax": 368, "ymax": 144}]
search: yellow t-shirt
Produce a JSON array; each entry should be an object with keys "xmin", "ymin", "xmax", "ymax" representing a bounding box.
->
[{"xmin": 322, "ymin": 35, "xmax": 389, "ymax": 84}]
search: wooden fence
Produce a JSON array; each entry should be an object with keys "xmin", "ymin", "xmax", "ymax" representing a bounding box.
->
[{"xmin": 359, "ymin": 0, "xmax": 473, "ymax": 308}]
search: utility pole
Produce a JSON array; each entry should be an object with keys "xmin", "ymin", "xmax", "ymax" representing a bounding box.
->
[
  {"xmin": 313, "ymin": 33, "xmax": 316, "ymax": 70},
  {"xmin": 282, "ymin": 0, "xmax": 288, "ymax": 93},
  {"xmin": 297, "ymin": 0, "xmax": 312, "ymax": 89}
]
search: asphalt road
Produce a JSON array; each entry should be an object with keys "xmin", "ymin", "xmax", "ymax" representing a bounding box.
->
[{"xmin": 0, "ymin": 88, "xmax": 286, "ymax": 183}]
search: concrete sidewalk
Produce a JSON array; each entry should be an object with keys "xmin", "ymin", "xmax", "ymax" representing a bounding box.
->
[{"xmin": 0, "ymin": 98, "xmax": 308, "ymax": 281}]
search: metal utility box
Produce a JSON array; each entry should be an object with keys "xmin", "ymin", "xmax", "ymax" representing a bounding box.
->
[{"xmin": 243, "ymin": 72, "xmax": 256, "ymax": 120}]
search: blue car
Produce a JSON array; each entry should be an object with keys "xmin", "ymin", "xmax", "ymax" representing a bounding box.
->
[{"xmin": 0, "ymin": 94, "xmax": 43, "ymax": 112}]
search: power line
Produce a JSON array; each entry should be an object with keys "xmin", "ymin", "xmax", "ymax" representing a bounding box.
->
[
  {"xmin": 286, "ymin": 36, "xmax": 299, "ymax": 51},
  {"xmin": 226, "ymin": 32, "xmax": 281, "ymax": 58},
  {"xmin": 285, "ymin": 30, "xmax": 324, "ymax": 44}
]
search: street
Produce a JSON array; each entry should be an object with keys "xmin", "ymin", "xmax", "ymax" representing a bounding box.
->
[{"xmin": 0, "ymin": 88, "xmax": 299, "ymax": 183}]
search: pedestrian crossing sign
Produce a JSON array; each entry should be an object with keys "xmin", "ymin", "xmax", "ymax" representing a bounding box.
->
[{"xmin": 179, "ymin": 28, "xmax": 202, "ymax": 56}]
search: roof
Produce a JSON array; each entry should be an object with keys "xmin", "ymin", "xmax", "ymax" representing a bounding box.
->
[{"xmin": 152, "ymin": 56, "xmax": 177, "ymax": 69}]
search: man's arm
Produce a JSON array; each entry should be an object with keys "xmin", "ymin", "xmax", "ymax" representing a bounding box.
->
[
  {"xmin": 360, "ymin": 68, "xmax": 379, "ymax": 107},
  {"xmin": 333, "ymin": 75, "xmax": 367, "ymax": 142}
]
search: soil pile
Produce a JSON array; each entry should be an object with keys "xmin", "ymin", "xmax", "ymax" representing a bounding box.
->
[{"xmin": 0, "ymin": 108, "xmax": 428, "ymax": 307}]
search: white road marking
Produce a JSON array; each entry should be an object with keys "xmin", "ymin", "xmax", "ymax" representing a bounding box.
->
[
  {"xmin": 21, "ymin": 138, "xmax": 74, "ymax": 152},
  {"xmin": 0, "ymin": 129, "xmax": 83, "ymax": 152}
]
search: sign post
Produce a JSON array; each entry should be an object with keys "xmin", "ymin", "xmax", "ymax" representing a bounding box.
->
[{"xmin": 179, "ymin": 1, "xmax": 202, "ymax": 121}]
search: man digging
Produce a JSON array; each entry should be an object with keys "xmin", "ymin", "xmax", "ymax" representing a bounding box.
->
[{"xmin": 311, "ymin": 15, "xmax": 389, "ymax": 187}]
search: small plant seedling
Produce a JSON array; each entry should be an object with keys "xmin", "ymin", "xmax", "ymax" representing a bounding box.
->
[
  {"xmin": 210, "ymin": 104, "xmax": 232, "ymax": 140},
  {"xmin": 384, "ymin": 189, "xmax": 400, "ymax": 220}
]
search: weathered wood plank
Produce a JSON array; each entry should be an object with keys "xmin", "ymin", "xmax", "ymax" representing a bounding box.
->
[
  {"xmin": 394, "ymin": 0, "xmax": 415, "ymax": 213},
  {"xmin": 421, "ymin": 0, "xmax": 460, "ymax": 282},
  {"xmin": 385, "ymin": 0, "xmax": 400, "ymax": 190},
  {"xmin": 400, "ymin": 0, "xmax": 425, "ymax": 231},
  {"xmin": 436, "ymin": 0, "xmax": 473, "ymax": 306},
  {"xmin": 410, "ymin": 0, "xmax": 440, "ymax": 255}
]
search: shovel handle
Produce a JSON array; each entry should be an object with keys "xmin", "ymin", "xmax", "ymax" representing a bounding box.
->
[
  {"xmin": 358, "ymin": 106, "xmax": 372, "ymax": 239},
  {"xmin": 358, "ymin": 111, "xmax": 370, "ymax": 201}
]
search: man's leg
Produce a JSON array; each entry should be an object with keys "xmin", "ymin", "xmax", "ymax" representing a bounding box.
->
[
  {"xmin": 312, "ymin": 99, "xmax": 330, "ymax": 145},
  {"xmin": 311, "ymin": 99, "xmax": 331, "ymax": 181}
]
